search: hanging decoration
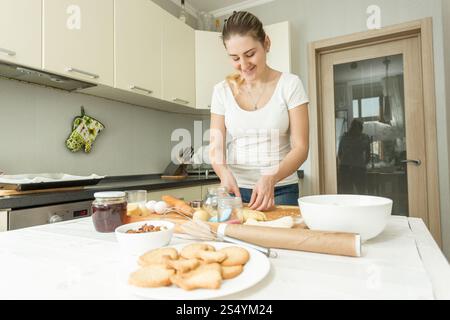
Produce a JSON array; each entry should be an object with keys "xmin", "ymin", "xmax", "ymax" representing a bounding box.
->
[{"xmin": 65, "ymin": 106, "xmax": 105, "ymax": 153}]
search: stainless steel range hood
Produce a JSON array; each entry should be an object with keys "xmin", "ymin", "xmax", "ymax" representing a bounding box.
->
[{"xmin": 0, "ymin": 61, "xmax": 97, "ymax": 91}]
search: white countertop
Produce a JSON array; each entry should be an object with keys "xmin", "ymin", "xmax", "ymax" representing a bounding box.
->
[{"xmin": 0, "ymin": 216, "xmax": 449, "ymax": 300}]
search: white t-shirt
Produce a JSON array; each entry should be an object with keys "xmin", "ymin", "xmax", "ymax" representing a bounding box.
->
[{"xmin": 210, "ymin": 72, "xmax": 309, "ymax": 189}]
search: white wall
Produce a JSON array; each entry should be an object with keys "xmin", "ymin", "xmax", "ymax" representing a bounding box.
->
[
  {"xmin": 218, "ymin": 0, "xmax": 450, "ymax": 258},
  {"xmin": 0, "ymin": 78, "xmax": 208, "ymax": 176}
]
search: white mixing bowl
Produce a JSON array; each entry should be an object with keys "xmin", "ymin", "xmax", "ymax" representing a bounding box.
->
[
  {"xmin": 298, "ymin": 195, "xmax": 393, "ymax": 241},
  {"xmin": 115, "ymin": 220, "xmax": 174, "ymax": 256}
]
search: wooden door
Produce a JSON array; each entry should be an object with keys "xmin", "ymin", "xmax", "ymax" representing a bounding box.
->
[{"xmin": 319, "ymin": 36, "xmax": 428, "ymax": 222}]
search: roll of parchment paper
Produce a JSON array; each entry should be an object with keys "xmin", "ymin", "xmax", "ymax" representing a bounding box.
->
[{"xmin": 218, "ymin": 224, "xmax": 361, "ymax": 257}]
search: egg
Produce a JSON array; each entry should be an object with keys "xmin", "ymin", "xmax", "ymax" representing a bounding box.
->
[
  {"xmin": 193, "ymin": 209, "xmax": 210, "ymax": 222},
  {"xmin": 145, "ymin": 200, "xmax": 157, "ymax": 213},
  {"xmin": 154, "ymin": 201, "xmax": 168, "ymax": 214}
]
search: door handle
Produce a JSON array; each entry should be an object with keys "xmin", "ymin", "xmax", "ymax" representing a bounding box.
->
[
  {"xmin": 66, "ymin": 67, "xmax": 99, "ymax": 79},
  {"xmin": 130, "ymin": 85, "xmax": 153, "ymax": 95},
  {"xmin": 401, "ymin": 159, "xmax": 422, "ymax": 166},
  {"xmin": 0, "ymin": 47, "xmax": 16, "ymax": 56},
  {"xmin": 173, "ymin": 98, "xmax": 190, "ymax": 105}
]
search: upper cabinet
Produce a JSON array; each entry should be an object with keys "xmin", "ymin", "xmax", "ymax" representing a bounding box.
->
[
  {"xmin": 0, "ymin": 0, "xmax": 42, "ymax": 68},
  {"xmin": 1, "ymin": 2, "xmax": 290, "ymax": 114},
  {"xmin": 161, "ymin": 11, "xmax": 196, "ymax": 108},
  {"xmin": 114, "ymin": 0, "xmax": 162, "ymax": 99},
  {"xmin": 265, "ymin": 21, "xmax": 291, "ymax": 73},
  {"xmin": 195, "ymin": 30, "xmax": 233, "ymax": 110},
  {"xmin": 42, "ymin": 0, "xmax": 114, "ymax": 86},
  {"xmin": 194, "ymin": 21, "xmax": 291, "ymax": 110}
]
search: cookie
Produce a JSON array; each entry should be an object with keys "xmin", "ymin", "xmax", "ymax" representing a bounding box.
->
[
  {"xmin": 180, "ymin": 243, "xmax": 215, "ymax": 259},
  {"xmin": 221, "ymin": 265, "xmax": 244, "ymax": 280},
  {"xmin": 129, "ymin": 265, "xmax": 175, "ymax": 288},
  {"xmin": 170, "ymin": 263, "xmax": 222, "ymax": 291},
  {"xmin": 138, "ymin": 248, "xmax": 179, "ymax": 267},
  {"xmin": 165, "ymin": 258, "xmax": 199, "ymax": 273},
  {"xmin": 196, "ymin": 262, "xmax": 222, "ymax": 273},
  {"xmin": 197, "ymin": 250, "xmax": 227, "ymax": 264},
  {"xmin": 219, "ymin": 247, "xmax": 250, "ymax": 267}
]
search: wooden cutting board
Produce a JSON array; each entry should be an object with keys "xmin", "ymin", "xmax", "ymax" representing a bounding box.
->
[
  {"xmin": 0, "ymin": 186, "xmax": 84, "ymax": 197},
  {"xmin": 160, "ymin": 175, "xmax": 188, "ymax": 180},
  {"xmin": 123, "ymin": 205, "xmax": 302, "ymax": 228}
]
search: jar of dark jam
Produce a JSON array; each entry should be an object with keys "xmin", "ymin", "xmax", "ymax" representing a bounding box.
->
[{"xmin": 92, "ymin": 192, "xmax": 127, "ymax": 233}]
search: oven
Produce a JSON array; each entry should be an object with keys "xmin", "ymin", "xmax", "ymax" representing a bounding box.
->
[{"xmin": 1, "ymin": 200, "xmax": 92, "ymax": 231}]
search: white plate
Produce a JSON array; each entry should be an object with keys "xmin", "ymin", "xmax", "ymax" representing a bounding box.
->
[{"xmin": 126, "ymin": 242, "xmax": 271, "ymax": 300}]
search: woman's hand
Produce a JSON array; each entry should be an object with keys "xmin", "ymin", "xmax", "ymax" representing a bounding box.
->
[
  {"xmin": 220, "ymin": 168, "xmax": 241, "ymax": 198},
  {"xmin": 249, "ymin": 175, "xmax": 276, "ymax": 211}
]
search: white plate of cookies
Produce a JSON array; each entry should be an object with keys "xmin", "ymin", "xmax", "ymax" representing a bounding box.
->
[{"xmin": 126, "ymin": 242, "xmax": 271, "ymax": 300}]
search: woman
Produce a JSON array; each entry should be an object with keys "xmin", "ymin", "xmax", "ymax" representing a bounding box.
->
[{"xmin": 209, "ymin": 11, "xmax": 309, "ymax": 211}]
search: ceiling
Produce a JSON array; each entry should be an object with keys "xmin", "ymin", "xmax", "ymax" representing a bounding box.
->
[
  {"xmin": 334, "ymin": 55, "xmax": 404, "ymax": 83},
  {"xmin": 171, "ymin": 0, "xmax": 275, "ymax": 17},
  {"xmin": 188, "ymin": 0, "xmax": 251, "ymax": 13}
]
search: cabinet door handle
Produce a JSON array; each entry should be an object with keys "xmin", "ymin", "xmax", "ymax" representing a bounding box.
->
[
  {"xmin": 66, "ymin": 67, "xmax": 99, "ymax": 79},
  {"xmin": 401, "ymin": 159, "xmax": 422, "ymax": 166},
  {"xmin": 130, "ymin": 85, "xmax": 153, "ymax": 95},
  {"xmin": 173, "ymin": 98, "xmax": 189, "ymax": 105},
  {"xmin": 0, "ymin": 47, "xmax": 16, "ymax": 56}
]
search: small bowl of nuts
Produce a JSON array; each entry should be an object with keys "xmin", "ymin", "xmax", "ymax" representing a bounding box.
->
[{"xmin": 115, "ymin": 220, "xmax": 175, "ymax": 256}]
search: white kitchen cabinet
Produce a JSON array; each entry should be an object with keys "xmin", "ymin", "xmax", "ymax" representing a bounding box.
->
[
  {"xmin": 265, "ymin": 21, "xmax": 291, "ymax": 73},
  {"xmin": 42, "ymin": 0, "xmax": 114, "ymax": 86},
  {"xmin": 114, "ymin": 0, "xmax": 163, "ymax": 98},
  {"xmin": 161, "ymin": 11, "xmax": 196, "ymax": 108},
  {"xmin": 195, "ymin": 31, "xmax": 233, "ymax": 110},
  {"xmin": 0, "ymin": 210, "xmax": 7, "ymax": 232},
  {"xmin": 0, "ymin": 0, "xmax": 42, "ymax": 68},
  {"xmin": 147, "ymin": 186, "xmax": 202, "ymax": 202},
  {"xmin": 195, "ymin": 21, "xmax": 291, "ymax": 110}
]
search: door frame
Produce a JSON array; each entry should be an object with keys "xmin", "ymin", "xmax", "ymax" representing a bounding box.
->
[{"xmin": 308, "ymin": 18, "xmax": 442, "ymax": 246}]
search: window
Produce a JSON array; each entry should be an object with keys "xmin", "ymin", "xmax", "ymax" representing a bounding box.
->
[
  {"xmin": 361, "ymin": 97, "xmax": 380, "ymax": 118},
  {"xmin": 353, "ymin": 99, "xmax": 359, "ymax": 117},
  {"xmin": 352, "ymin": 96, "xmax": 381, "ymax": 121}
]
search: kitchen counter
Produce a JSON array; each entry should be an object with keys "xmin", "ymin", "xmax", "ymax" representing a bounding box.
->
[
  {"xmin": 0, "ymin": 174, "xmax": 220, "ymax": 210},
  {"xmin": 0, "ymin": 170, "xmax": 304, "ymax": 210},
  {"xmin": 0, "ymin": 170, "xmax": 305, "ymax": 210},
  {"xmin": 0, "ymin": 215, "xmax": 449, "ymax": 300}
]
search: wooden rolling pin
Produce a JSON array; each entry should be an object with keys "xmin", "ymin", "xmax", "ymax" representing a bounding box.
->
[{"xmin": 217, "ymin": 224, "xmax": 361, "ymax": 258}]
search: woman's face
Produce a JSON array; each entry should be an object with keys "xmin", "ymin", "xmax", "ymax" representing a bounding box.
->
[{"xmin": 224, "ymin": 34, "xmax": 269, "ymax": 82}]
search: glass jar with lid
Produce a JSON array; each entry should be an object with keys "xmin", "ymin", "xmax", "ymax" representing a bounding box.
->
[
  {"xmin": 216, "ymin": 196, "xmax": 243, "ymax": 222},
  {"xmin": 190, "ymin": 200, "xmax": 203, "ymax": 210},
  {"xmin": 202, "ymin": 186, "xmax": 229, "ymax": 217},
  {"xmin": 92, "ymin": 191, "xmax": 127, "ymax": 233}
]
